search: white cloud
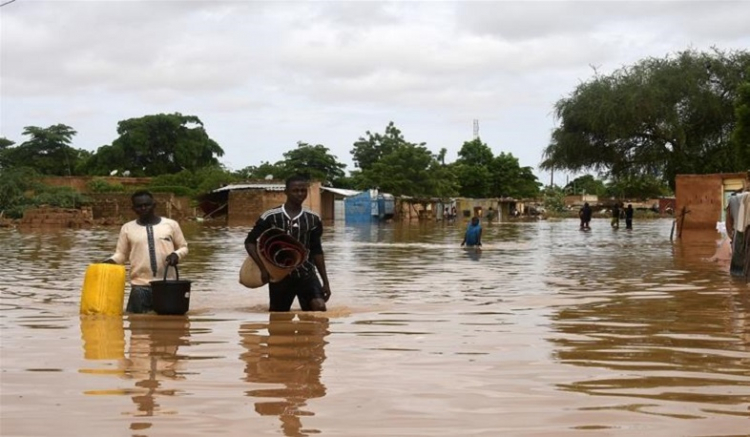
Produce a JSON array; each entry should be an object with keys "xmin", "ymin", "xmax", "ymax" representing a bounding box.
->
[{"xmin": 1, "ymin": 0, "xmax": 749, "ymax": 177}]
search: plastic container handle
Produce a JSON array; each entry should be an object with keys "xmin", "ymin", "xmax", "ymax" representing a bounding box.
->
[{"xmin": 163, "ymin": 264, "xmax": 179, "ymax": 281}]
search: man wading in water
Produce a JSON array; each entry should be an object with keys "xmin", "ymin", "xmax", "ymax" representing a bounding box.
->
[
  {"xmin": 244, "ymin": 175, "xmax": 332, "ymax": 312},
  {"xmin": 104, "ymin": 190, "xmax": 188, "ymax": 313}
]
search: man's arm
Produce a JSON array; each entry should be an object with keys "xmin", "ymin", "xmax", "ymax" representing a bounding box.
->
[
  {"xmin": 313, "ymin": 254, "xmax": 331, "ymax": 301},
  {"xmin": 309, "ymin": 219, "xmax": 331, "ymax": 301},
  {"xmin": 105, "ymin": 225, "xmax": 130, "ymax": 264},
  {"xmin": 167, "ymin": 222, "xmax": 189, "ymax": 265},
  {"xmin": 726, "ymin": 204, "xmax": 734, "ymax": 241}
]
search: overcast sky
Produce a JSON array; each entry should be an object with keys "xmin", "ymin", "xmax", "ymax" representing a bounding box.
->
[{"xmin": 2, "ymin": 1, "xmax": 749, "ymax": 183}]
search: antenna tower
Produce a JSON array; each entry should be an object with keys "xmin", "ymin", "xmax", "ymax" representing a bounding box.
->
[{"xmin": 472, "ymin": 119, "xmax": 479, "ymax": 139}]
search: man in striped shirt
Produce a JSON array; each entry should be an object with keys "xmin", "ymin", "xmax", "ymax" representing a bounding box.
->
[{"xmin": 244, "ymin": 175, "xmax": 332, "ymax": 312}]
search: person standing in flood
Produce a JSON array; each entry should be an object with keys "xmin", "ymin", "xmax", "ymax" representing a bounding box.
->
[
  {"xmin": 579, "ymin": 202, "xmax": 592, "ymax": 230},
  {"xmin": 461, "ymin": 216, "xmax": 483, "ymax": 248},
  {"xmin": 104, "ymin": 190, "xmax": 188, "ymax": 313},
  {"xmin": 611, "ymin": 202, "xmax": 621, "ymax": 229},
  {"xmin": 244, "ymin": 175, "xmax": 332, "ymax": 312},
  {"xmin": 625, "ymin": 204, "xmax": 634, "ymax": 230}
]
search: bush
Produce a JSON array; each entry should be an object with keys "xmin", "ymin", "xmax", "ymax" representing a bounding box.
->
[
  {"xmin": 87, "ymin": 178, "xmax": 125, "ymax": 193},
  {"xmin": 33, "ymin": 186, "xmax": 91, "ymax": 208}
]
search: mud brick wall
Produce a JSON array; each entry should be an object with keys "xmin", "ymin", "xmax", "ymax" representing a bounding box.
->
[
  {"xmin": 88, "ymin": 193, "xmax": 192, "ymax": 222},
  {"xmin": 42, "ymin": 176, "xmax": 152, "ymax": 192},
  {"xmin": 20, "ymin": 207, "xmax": 94, "ymax": 228},
  {"xmin": 228, "ymin": 190, "xmax": 285, "ymax": 226},
  {"xmin": 675, "ymin": 173, "xmax": 746, "ymax": 231},
  {"xmin": 227, "ymin": 182, "xmax": 322, "ymax": 227}
]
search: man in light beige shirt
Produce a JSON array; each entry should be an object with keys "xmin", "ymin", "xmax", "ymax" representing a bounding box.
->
[{"xmin": 105, "ymin": 190, "xmax": 188, "ymax": 313}]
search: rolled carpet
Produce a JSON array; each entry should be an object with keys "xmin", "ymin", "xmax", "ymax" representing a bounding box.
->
[{"xmin": 239, "ymin": 227, "xmax": 309, "ymax": 288}]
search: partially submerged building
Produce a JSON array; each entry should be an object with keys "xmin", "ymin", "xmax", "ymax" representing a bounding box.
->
[{"xmin": 674, "ymin": 172, "xmax": 748, "ymax": 233}]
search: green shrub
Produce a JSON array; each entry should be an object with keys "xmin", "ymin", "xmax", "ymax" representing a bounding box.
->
[{"xmin": 87, "ymin": 178, "xmax": 125, "ymax": 193}]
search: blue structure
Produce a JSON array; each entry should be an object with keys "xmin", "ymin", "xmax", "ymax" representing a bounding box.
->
[{"xmin": 345, "ymin": 190, "xmax": 395, "ymax": 224}]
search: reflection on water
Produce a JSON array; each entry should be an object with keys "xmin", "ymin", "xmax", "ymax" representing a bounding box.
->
[
  {"xmin": 79, "ymin": 314, "xmax": 191, "ymax": 433},
  {"xmin": 240, "ymin": 313, "xmax": 329, "ymax": 437},
  {"xmin": 1, "ymin": 219, "xmax": 749, "ymax": 436},
  {"xmin": 123, "ymin": 315, "xmax": 190, "ymax": 424}
]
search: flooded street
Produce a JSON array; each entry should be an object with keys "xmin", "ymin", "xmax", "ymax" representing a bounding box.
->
[{"xmin": 1, "ymin": 219, "xmax": 748, "ymax": 436}]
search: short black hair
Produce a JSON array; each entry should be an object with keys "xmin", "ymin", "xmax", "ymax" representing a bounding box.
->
[
  {"xmin": 285, "ymin": 175, "xmax": 309, "ymax": 189},
  {"xmin": 131, "ymin": 190, "xmax": 154, "ymax": 203}
]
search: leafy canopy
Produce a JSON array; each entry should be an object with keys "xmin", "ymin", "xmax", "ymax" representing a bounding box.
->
[
  {"xmin": 0, "ymin": 125, "xmax": 90, "ymax": 176},
  {"xmin": 84, "ymin": 113, "xmax": 224, "ymax": 176},
  {"xmin": 542, "ymin": 48, "xmax": 750, "ymax": 188}
]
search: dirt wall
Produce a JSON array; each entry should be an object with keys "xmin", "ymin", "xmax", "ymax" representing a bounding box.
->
[
  {"xmin": 88, "ymin": 193, "xmax": 192, "ymax": 223},
  {"xmin": 42, "ymin": 176, "xmax": 152, "ymax": 192},
  {"xmin": 675, "ymin": 172, "xmax": 746, "ymax": 231},
  {"xmin": 20, "ymin": 207, "xmax": 94, "ymax": 228}
]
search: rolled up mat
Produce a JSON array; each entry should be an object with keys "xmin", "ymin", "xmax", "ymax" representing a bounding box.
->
[
  {"xmin": 239, "ymin": 256, "xmax": 265, "ymax": 289},
  {"xmin": 257, "ymin": 227, "xmax": 309, "ymax": 282}
]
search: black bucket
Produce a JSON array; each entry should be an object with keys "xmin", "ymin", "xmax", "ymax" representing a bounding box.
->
[{"xmin": 150, "ymin": 265, "xmax": 191, "ymax": 315}]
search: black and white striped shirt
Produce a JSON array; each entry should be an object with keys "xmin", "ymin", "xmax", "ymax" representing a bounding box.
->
[{"xmin": 245, "ymin": 205, "xmax": 324, "ymax": 278}]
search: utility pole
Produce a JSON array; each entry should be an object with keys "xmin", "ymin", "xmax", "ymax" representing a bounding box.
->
[{"xmin": 473, "ymin": 119, "xmax": 479, "ymax": 140}]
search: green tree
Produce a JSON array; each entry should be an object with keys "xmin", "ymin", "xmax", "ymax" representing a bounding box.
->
[
  {"xmin": 0, "ymin": 137, "xmax": 14, "ymax": 150},
  {"xmin": 563, "ymin": 174, "xmax": 606, "ymax": 196},
  {"xmin": 455, "ymin": 138, "xmax": 493, "ymax": 197},
  {"xmin": 149, "ymin": 165, "xmax": 239, "ymax": 197},
  {"xmin": 350, "ymin": 121, "xmax": 405, "ymax": 171},
  {"xmin": 605, "ymin": 175, "xmax": 672, "ymax": 200},
  {"xmin": 731, "ymin": 72, "xmax": 750, "ymax": 169},
  {"xmin": 0, "ymin": 125, "xmax": 88, "ymax": 175},
  {"xmin": 281, "ymin": 142, "xmax": 346, "ymax": 186},
  {"xmin": 488, "ymin": 152, "xmax": 541, "ymax": 199},
  {"xmin": 363, "ymin": 143, "xmax": 457, "ymax": 197},
  {"xmin": 234, "ymin": 161, "xmax": 289, "ymax": 181},
  {"xmin": 85, "ymin": 113, "xmax": 224, "ymax": 176},
  {"xmin": 541, "ymin": 48, "xmax": 750, "ymax": 188},
  {"xmin": 542, "ymin": 185, "xmax": 566, "ymax": 213}
]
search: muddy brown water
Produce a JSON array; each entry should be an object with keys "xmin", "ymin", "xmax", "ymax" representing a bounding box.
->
[{"xmin": 0, "ymin": 219, "xmax": 748, "ymax": 437}]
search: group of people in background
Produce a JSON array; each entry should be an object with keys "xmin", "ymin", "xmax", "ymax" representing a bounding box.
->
[{"xmin": 579, "ymin": 202, "xmax": 634, "ymax": 231}]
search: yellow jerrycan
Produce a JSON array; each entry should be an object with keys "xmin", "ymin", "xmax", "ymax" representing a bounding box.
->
[{"xmin": 80, "ymin": 263, "xmax": 126, "ymax": 315}]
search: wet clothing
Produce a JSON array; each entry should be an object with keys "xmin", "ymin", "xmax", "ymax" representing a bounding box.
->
[
  {"xmin": 611, "ymin": 205, "xmax": 620, "ymax": 229},
  {"xmin": 110, "ymin": 219, "xmax": 188, "ymax": 286},
  {"xmin": 109, "ymin": 218, "xmax": 188, "ymax": 313},
  {"xmin": 126, "ymin": 285, "xmax": 154, "ymax": 313},
  {"xmin": 245, "ymin": 205, "xmax": 325, "ymax": 311},
  {"xmin": 579, "ymin": 205, "xmax": 592, "ymax": 229},
  {"xmin": 625, "ymin": 206, "xmax": 634, "ymax": 229},
  {"xmin": 464, "ymin": 222, "xmax": 482, "ymax": 246},
  {"xmin": 268, "ymin": 273, "xmax": 325, "ymax": 312},
  {"xmin": 729, "ymin": 193, "xmax": 750, "ymax": 278}
]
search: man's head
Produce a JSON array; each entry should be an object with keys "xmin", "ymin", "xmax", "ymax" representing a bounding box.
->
[
  {"xmin": 471, "ymin": 216, "xmax": 480, "ymax": 226},
  {"xmin": 284, "ymin": 175, "xmax": 309, "ymax": 207},
  {"xmin": 131, "ymin": 190, "xmax": 156, "ymax": 221}
]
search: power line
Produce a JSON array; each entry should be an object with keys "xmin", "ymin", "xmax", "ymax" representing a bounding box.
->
[{"xmin": 0, "ymin": 0, "xmax": 18, "ymax": 7}]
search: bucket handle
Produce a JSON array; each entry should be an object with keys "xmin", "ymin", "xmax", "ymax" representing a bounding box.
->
[{"xmin": 163, "ymin": 263, "xmax": 179, "ymax": 281}]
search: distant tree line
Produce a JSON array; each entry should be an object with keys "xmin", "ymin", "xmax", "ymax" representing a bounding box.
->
[{"xmin": 0, "ymin": 114, "xmax": 543, "ymax": 215}]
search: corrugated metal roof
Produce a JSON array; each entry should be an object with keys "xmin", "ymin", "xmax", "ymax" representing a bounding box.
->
[
  {"xmin": 212, "ymin": 183, "xmax": 285, "ymax": 193},
  {"xmin": 320, "ymin": 186, "xmax": 361, "ymax": 197}
]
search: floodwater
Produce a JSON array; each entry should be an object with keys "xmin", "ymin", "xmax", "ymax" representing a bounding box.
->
[{"xmin": 1, "ymin": 218, "xmax": 748, "ymax": 437}]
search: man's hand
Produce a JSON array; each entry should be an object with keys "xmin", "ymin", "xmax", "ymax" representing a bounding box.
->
[
  {"xmin": 321, "ymin": 283, "xmax": 331, "ymax": 302},
  {"xmin": 102, "ymin": 258, "xmax": 116, "ymax": 264},
  {"xmin": 166, "ymin": 253, "xmax": 179, "ymax": 266}
]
